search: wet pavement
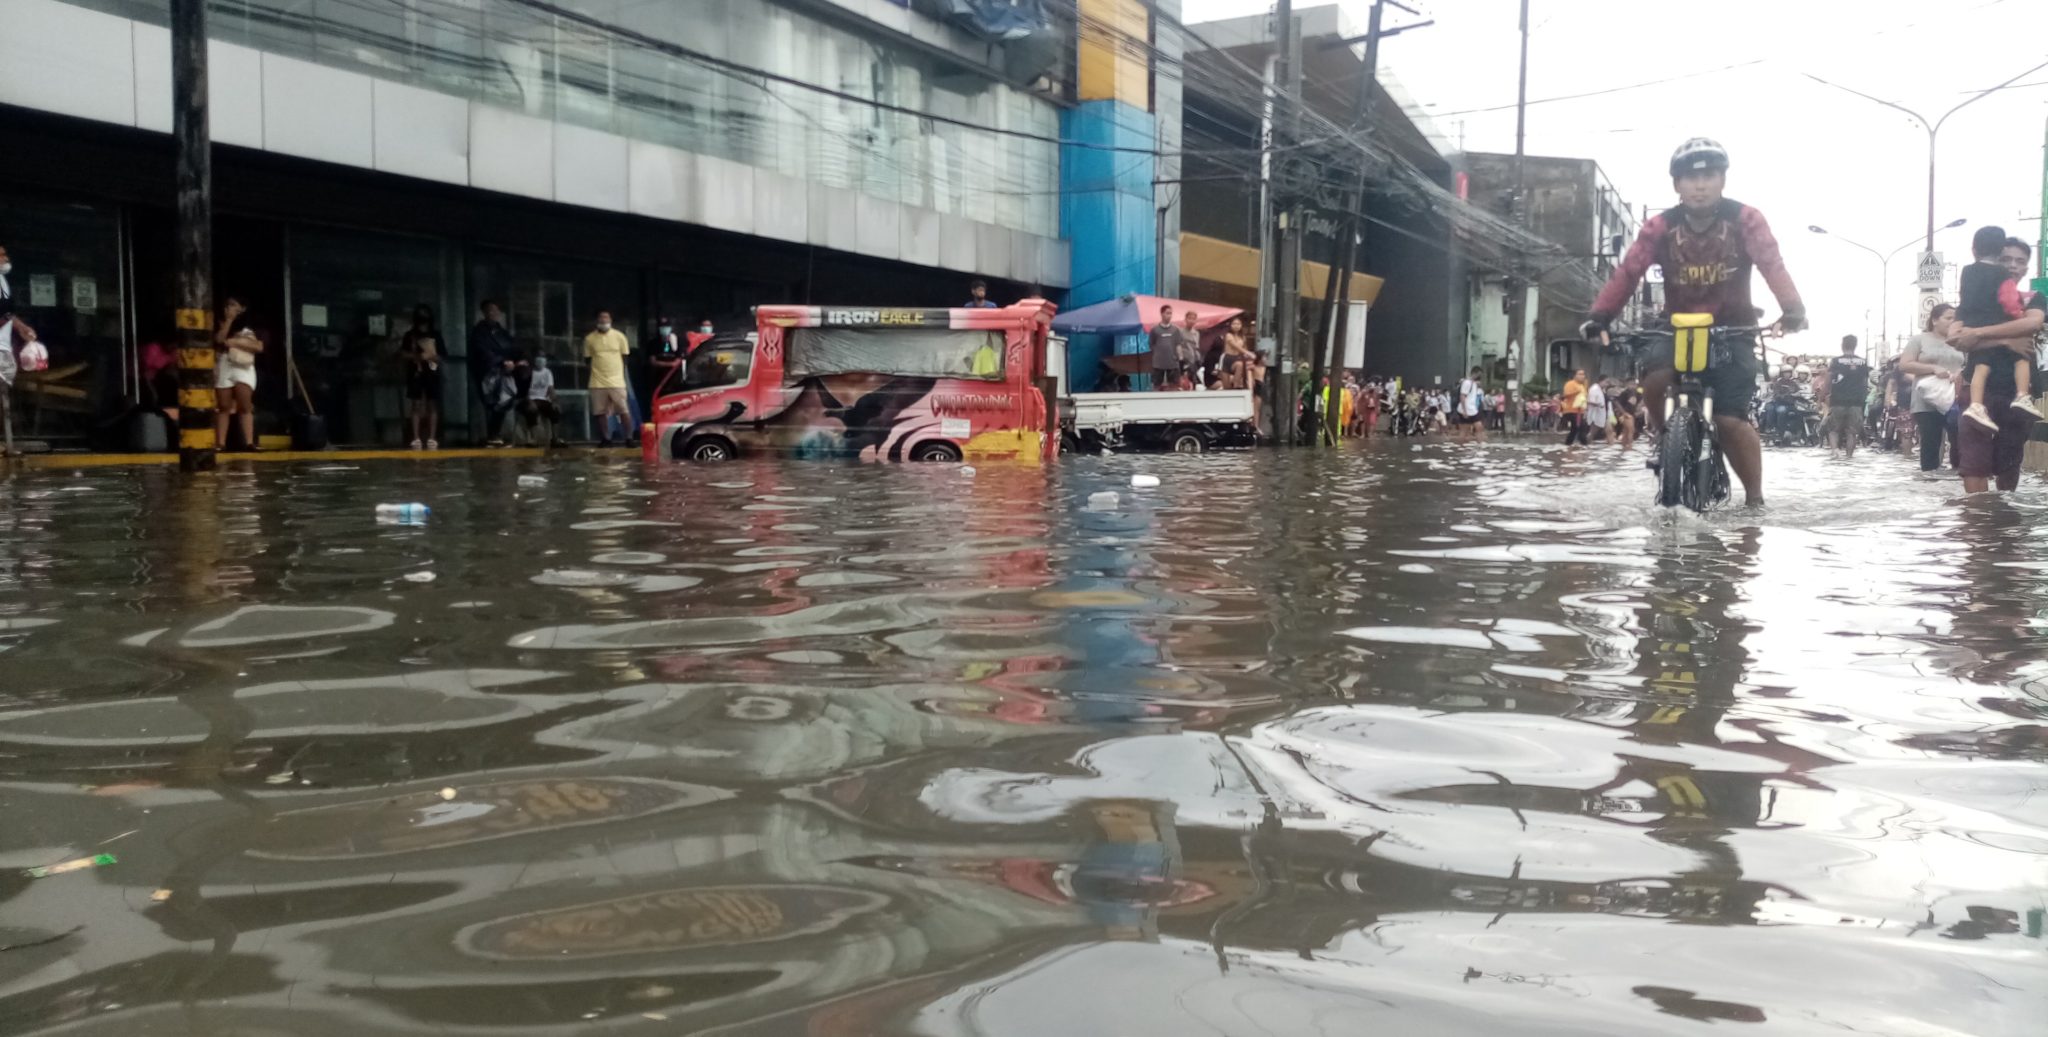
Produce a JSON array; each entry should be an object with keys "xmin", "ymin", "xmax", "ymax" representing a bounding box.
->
[{"xmin": 1, "ymin": 442, "xmax": 2044, "ymax": 1036}]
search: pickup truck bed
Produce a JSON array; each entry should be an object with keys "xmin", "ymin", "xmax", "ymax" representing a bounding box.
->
[
  {"xmin": 1068, "ymin": 389, "xmax": 1254, "ymax": 429},
  {"xmin": 1063, "ymin": 389, "xmax": 1255, "ymax": 453}
]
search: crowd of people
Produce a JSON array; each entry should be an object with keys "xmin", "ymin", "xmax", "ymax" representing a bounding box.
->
[{"xmin": 1284, "ymin": 367, "xmax": 1650, "ymax": 447}]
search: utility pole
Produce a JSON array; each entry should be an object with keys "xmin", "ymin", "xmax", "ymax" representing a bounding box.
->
[
  {"xmin": 1502, "ymin": 0, "xmax": 1531, "ymax": 431},
  {"xmin": 1270, "ymin": 1, "xmax": 1302, "ymax": 446},
  {"xmin": 2037, "ymin": 117, "xmax": 2047, "ymax": 295},
  {"xmin": 1254, "ymin": 52, "xmax": 1278, "ymax": 350},
  {"xmin": 1313, "ymin": 0, "xmax": 1392, "ymax": 446},
  {"xmin": 172, "ymin": 0, "xmax": 216, "ymax": 472}
]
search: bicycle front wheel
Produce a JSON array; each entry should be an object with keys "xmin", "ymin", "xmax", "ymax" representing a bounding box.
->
[
  {"xmin": 1695, "ymin": 433, "xmax": 1730, "ymax": 510},
  {"xmin": 1658, "ymin": 402, "xmax": 1691, "ymax": 508}
]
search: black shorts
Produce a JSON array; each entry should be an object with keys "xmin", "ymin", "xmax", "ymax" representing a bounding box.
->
[
  {"xmin": 407, "ymin": 367, "xmax": 443, "ymax": 402},
  {"xmin": 1963, "ymin": 345, "xmax": 2024, "ymax": 378},
  {"xmin": 1638, "ymin": 331, "xmax": 1758, "ymax": 418}
]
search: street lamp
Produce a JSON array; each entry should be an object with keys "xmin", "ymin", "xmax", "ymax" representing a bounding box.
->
[
  {"xmin": 1805, "ymin": 60, "xmax": 2048, "ymax": 250},
  {"xmin": 1809, "ymin": 219, "xmax": 1966, "ymax": 356}
]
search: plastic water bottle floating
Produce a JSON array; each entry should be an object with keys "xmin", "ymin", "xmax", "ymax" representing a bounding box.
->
[{"xmin": 375, "ymin": 503, "xmax": 430, "ymax": 523}]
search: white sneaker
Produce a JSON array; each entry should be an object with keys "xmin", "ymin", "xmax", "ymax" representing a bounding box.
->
[
  {"xmin": 1962, "ymin": 403, "xmax": 1997, "ymax": 430},
  {"xmin": 409, "ymin": 439, "xmax": 423, "ymax": 450},
  {"xmin": 2011, "ymin": 397, "xmax": 2044, "ymax": 420},
  {"xmin": 425, "ymin": 439, "xmax": 439, "ymax": 451}
]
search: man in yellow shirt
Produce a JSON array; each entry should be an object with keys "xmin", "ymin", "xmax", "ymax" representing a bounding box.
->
[
  {"xmin": 1561, "ymin": 368, "xmax": 1590, "ymax": 447},
  {"xmin": 583, "ymin": 309, "xmax": 632, "ymax": 446}
]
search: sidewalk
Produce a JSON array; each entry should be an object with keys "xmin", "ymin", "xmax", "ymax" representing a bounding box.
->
[{"xmin": 13, "ymin": 446, "xmax": 548, "ymax": 469}]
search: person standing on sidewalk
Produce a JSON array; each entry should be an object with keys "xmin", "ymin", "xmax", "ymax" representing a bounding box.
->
[
  {"xmin": 1898, "ymin": 303, "xmax": 1962, "ymax": 472},
  {"xmin": 1822, "ymin": 335, "xmax": 1870, "ymax": 458},
  {"xmin": 584, "ymin": 309, "xmax": 632, "ymax": 446},
  {"xmin": 1147, "ymin": 305, "xmax": 1181, "ymax": 391},
  {"xmin": 647, "ymin": 315, "xmax": 684, "ymax": 398},
  {"xmin": 401, "ymin": 305, "xmax": 444, "ymax": 450},
  {"xmin": 469, "ymin": 300, "xmax": 516, "ymax": 446},
  {"xmin": 215, "ymin": 297, "xmax": 266, "ymax": 452},
  {"xmin": 1561, "ymin": 369, "xmax": 1590, "ymax": 446}
]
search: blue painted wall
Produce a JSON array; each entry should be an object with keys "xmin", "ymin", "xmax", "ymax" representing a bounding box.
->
[{"xmin": 1061, "ymin": 99, "xmax": 1157, "ymax": 390}]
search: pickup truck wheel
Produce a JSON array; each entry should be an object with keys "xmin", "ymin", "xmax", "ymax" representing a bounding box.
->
[
  {"xmin": 685, "ymin": 436, "xmax": 737, "ymax": 462},
  {"xmin": 1169, "ymin": 429, "xmax": 1207, "ymax": 454},
  {"xmin": 911, "ymin": 441, "xmax": 964, "ymax": 463}
]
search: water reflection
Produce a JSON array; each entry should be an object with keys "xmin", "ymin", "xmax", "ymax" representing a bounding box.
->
[{"xmin": 0, "ymin": 446, "xmax": 2042, "ymax": 1036}]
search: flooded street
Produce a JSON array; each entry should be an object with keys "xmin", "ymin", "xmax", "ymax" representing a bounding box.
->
[{"xmin": 2, "ymin": 444, "xmax": 2044, "ymax": 1036}]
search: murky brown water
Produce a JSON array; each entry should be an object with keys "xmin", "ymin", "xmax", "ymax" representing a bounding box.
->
[{"xmin": 2, "ymin": 443, "xmax": 2045, "ymax": 1036}]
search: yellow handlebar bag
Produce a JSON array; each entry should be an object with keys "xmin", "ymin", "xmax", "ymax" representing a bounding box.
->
[{"xmin": 1671, "ymin": 313, "xmax": 1713, "ymax": 373}]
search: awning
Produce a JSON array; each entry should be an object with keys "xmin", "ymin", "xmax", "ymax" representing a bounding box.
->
[
  {"xmin": 1051, "ymin": 294, "xmax": 1243, "ymax": 336},
  {"xmin": 1180, "ymin": 232, "xmax": 1383, "ymax": 305}
]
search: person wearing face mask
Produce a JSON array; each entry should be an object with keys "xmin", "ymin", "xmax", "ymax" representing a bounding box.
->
[
  {"xmin": 647, "ymin": 315, "xmax": 683, "ymax": 396},
  {"xmin": 401, "ymin": 304, "xmax": 443, "ymax": 450},
  {"xmin": 470, "ymin": 299, "xmax": 516, "ymax": 446},
  {"xmin": 583, "ymin": 308, "xmax": 633, "ymax": 446}
]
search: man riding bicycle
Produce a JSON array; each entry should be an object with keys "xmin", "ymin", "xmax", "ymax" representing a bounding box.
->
[{"xmin": 1582, "ymin": 138, "xmax": 1807, "ymax": 507}]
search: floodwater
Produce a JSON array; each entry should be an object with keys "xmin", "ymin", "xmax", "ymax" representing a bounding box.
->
[{"xmin": 1, "ymin": 442, "xmax": 2044, "ymax": 1036}]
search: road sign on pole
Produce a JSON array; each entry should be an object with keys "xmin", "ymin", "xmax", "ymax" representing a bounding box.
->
[{"xmin": 1915, "ymin": 251, "xmax": 1944, "ymax": 290}]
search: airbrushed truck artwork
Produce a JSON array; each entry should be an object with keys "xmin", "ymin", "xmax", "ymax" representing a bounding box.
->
[{"xmin": 644, "ymin": 300, "xmax": 1057, "ymax": 464}]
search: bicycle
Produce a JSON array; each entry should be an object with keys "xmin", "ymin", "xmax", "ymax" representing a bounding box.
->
[{"xmin": 1620, "ymin": 316, "xmax": 1765, "ymax": 512}]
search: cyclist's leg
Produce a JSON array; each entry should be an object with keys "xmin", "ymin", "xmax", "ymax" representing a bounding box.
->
[
  {"xmin": 1641, "ymin": 367, "xmax": 1675, "ymax": 434},
  {"xmin": 1708, "ymin": 336, "xmax": 1763, "ymax": 506}
]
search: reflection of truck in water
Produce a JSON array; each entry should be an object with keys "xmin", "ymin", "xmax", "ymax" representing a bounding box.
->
[{"xmin": 644, "ymin": 301, "xmax": 1056, "ymax": 463}]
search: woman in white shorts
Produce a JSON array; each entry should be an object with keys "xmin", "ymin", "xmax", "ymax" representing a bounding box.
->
[{"xmin": 214, "ymin": 297, "xmax": 263, "ymax": 451}]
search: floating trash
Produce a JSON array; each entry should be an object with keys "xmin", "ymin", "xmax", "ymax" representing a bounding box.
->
[{"xmin": 24, "ymin": 853, "xmax": 116, "ymax": 879}]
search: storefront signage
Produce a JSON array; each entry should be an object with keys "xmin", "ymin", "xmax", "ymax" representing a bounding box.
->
[
  {"xmin": 71, "ymin": 277, "xmax": 97, "ymax": 312},
  {"xmin": 459, "ymin": 883, "xmax": 888, "ymax": 960},
  {"xmin": 821, "ymin": 309, "xmax": 937, "ymax": 327},
  {"xmin": 28, "ymin": 275, "xmax": 55, "ymax": 308}
]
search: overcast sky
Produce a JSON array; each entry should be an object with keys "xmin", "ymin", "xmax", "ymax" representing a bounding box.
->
[{"xmin": 1184, "ymin": 0, "xmax": 2048, "ymax": 353}]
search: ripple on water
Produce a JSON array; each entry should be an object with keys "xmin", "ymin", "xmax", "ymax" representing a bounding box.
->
[{"xmin": 0, "ymin": 446, "xmax": 2040, "ymax": 1037}]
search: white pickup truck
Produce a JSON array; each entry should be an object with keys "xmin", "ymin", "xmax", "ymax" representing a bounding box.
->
[{"xmin": 1063, "ymin": 389, "xmax": 1257, "ymax": 453}]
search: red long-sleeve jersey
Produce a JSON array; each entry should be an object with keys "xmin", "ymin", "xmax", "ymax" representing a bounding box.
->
[{"xmin": 1589, "ymin": 198, "xmax": 1804, "ymax": 328}]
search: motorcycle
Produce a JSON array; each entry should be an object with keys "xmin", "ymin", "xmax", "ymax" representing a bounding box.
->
[{"xmin": 1761, "ymin": 389, "xmax": 1821, "ymax": 448}]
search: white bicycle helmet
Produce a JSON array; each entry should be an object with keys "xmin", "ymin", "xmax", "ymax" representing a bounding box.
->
[{"xmin": 1670, "ymin": 137, "xmax": 1730, "ymax": 177}]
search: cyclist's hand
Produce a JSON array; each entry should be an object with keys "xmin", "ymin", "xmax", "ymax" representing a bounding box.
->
[{"xmin": 1774, "ymin": 311, "xmax": 1808, "ymax": 335}]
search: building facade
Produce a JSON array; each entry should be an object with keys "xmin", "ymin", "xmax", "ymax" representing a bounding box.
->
[
  {"xmin": 1174, "ymin": 4, "xmax": 1467, "ymax": 391},
  {"xmin": 0, "ymin": 0, "xmax": 1075, "ymax": 447},
  {"xmin": 1463, "ymin": 152, "xmax": 1652, "ymax": 387}
]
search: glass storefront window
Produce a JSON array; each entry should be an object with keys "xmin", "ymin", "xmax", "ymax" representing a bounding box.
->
[
  {"xmin": 467, "ymin": 250, "xmax": 642, "ymax": 442},
  {"xmin": 0, "ymin": 198, "xmax": 129, "ymax": 447},
  {"xmin": 61, "ymin": 0, "xmax": 1062, "ymax": 239},
  {"xmin": 287, "ymin": 227, "xmax": 456, "ymax": 446}
]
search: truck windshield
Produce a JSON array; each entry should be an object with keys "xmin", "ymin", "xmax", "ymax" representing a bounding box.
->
[
  {"xmin": 789, "ymin": 328, "xmax": 1006, "ymax": 381},
  {"xmin": 681, "ymin": 342, "xmax": 753, "ymax": 390}
]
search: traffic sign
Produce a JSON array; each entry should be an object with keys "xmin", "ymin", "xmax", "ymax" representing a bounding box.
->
[{"xmin": 1915, "ymin": 251, "xmax": 1944, "ymax": 290}]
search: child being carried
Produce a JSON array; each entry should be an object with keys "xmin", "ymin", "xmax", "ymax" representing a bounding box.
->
[{"xmin": 1957, "ymin": 224, "xmax": 2041, "ymax": 429}]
